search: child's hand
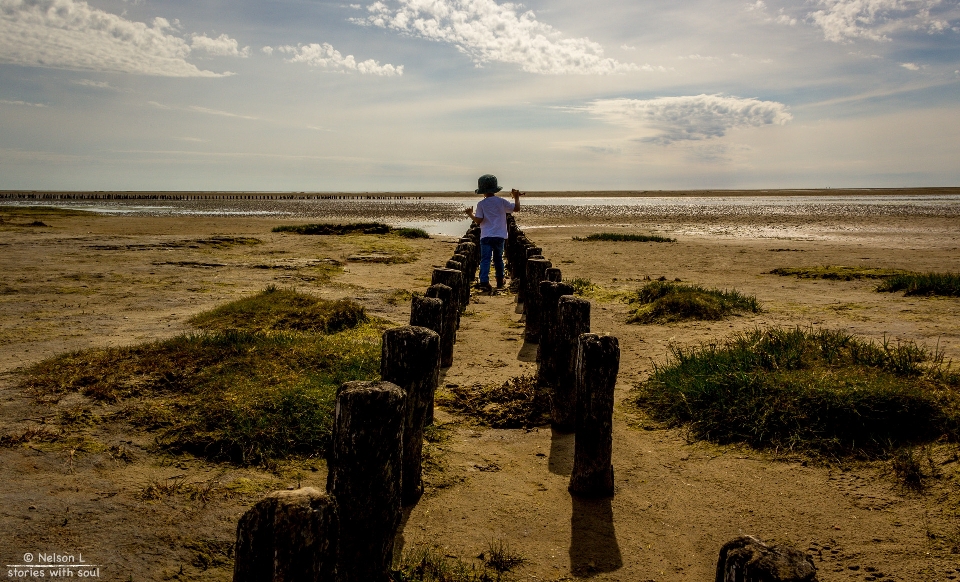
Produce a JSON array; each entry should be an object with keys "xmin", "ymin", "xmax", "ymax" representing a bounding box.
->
[{"xmin": 511, "ymin": 188, "xmax": 525, "ymax": 196}]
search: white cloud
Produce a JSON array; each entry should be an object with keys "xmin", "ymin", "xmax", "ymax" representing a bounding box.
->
[
  {"xmin": 680, "ymin": 54, "xmax": 721, "ymax": 61},
  {"xmin": 0, "ymin": 0, "xmax": 231, "ymax": 76},
  {"xmin": 191, "ymin": 33, "xmax": 250, "ymax": 57},
  {"xmin": 261, "ymin": 46, "xmax": 274, "ymax": 55},
  {"xmin": 352, "ymin": 0, "xmax": 655, "ymax": 75},
  {"xmin": 72, "ymin": 78, "xmax": 116, "ymax": 89},
  {"xmin": 0, "ymin": 98, "xmax": 47, "ymax": 106},
  {"xmin": 776, "ymin": 10, "xmax": 798, "ymax": 26},
  {"xmin": 809, "ymin": 0, "xmax": 954, "ymax": 42},
  {"xmin": 580, "ymin": 94, "xmax": 792, "ymax": 145},
  {"xmin": 188, "ymin": 105, "xmax": 257, "ymax": 119},
  {"xmin": 148, "ymin": 101, "xmax": 257, "ymax": 119},
  {"xmin": 621, "ymin": 44, "xmax": 637, "ymax": 51},
  {"xmin": 900, "ymin": 61, "xmax": 921, "ymax": 69},
  {"xmin": 279, "ymin": 43, "xmax": 403, "ymax": 76}
]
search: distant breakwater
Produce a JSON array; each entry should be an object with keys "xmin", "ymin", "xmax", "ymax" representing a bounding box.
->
[{"xmin": 0, "ymin": 192, "xmax": 423, "ymax": 201}]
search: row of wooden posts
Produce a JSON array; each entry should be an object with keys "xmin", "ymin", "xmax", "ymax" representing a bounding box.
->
[
  {"xmin": 230, "ymin": 219, "xmax": 813, "ymax": 582},
  {"xmin": 231, "ymin": 218, "xmax": 623, "ymax": 581},
  {"xmin": 0, "ymin": 191, "xmax": 420, "ymax": 200}
]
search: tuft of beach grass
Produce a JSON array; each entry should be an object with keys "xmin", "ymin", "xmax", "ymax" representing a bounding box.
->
[
  {"xmin": 272, "ymin": 222, "xmax": 429, "ymax": 239},
  {"xmin": 573, "ymin": 232, "xmax": 675, "ymax": 243},
  {"xmin": 20, "ymin": 288, "xmax": 383, "ymax": 465},
  {"xmin": 634, "ymin": 327, "xmax": 960, "ymax": 459},
  {"xmin": 392, "ymin": 540, "xmax": 524, "ymax": 582},
  {"xmin": 189, "ymin": 286, "xmax": 367, "ymax": 333},
  {"xmin": 627, "ymin": 280, "xmax": 760, "ymax": 323},
  {"xmin": 770, "ymin": 265, "xmax": 911, "ymax": 281},
  {"xmin": 876, "ymin": 272, "xmax": 960, "ymax": 297}
]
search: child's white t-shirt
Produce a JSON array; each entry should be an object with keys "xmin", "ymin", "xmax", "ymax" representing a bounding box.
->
[{"xmin": 474, "ymin": 195, "xmax": 515, "ymax": 239}]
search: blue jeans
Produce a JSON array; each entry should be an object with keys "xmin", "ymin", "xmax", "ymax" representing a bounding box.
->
[{"xmin": 479, "ymin": 237, "xmax": 505, "ymax": 284}]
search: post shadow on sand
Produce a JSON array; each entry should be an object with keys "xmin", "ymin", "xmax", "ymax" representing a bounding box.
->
[
  {"xmin": 517, "ymin": 340, "xmax": 538, "ymax": 362},
  {"xmin": 548, "ymin": 427, "xmax": 574, "ymax": 476},
  {"xmin": 392, "ymin": 505, "xmax": 414, "ymax": 566},
  {"xmin": 569, "ymin": 496, "xmax": 622, "ymax": 577}
]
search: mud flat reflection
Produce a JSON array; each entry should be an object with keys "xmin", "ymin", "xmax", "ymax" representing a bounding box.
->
[{"xmin": 3, "ymin": 193, "xmax": 958, "ymax": 237}]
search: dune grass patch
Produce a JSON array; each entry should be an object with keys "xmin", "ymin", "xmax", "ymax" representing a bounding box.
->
[
  {"xmin": 189, "ymin": 286, "xmax": 366, "ymax": 333},
  {"xmin": 770, "ymin": 265, "xmax": 911, "ymax": 281},
  {"xmin": 393, "ymin": 227, "xmax": 430, "ymax": 239},
  {"xmin": 438, "ymin": 375, "xmax": 550, "ymax": 429},
  {"xmin": 20, "ymin": 288, "xmax": 382, "ymax": 465},
  {"xmin": 627, "ymin": 280, "xmax": 760, "ymax": 323},
  {"xmin": 568, "ymin": 277, "xmax": 630, "ymax": 303},
  {"xmin": 876, "ymin": 272, "xmax": 960, "ymax": 297},
  {"xmin": 635, "ymin": 327, "xmax": 960, "ymax": 459},
  {"xmin": 573, "ymin": 232, "xmax": 675, "ymax": 243},
  {"xmin": 392, "ymin": 540, "xmax": 524, "ymax": 582},
  {"xmin": 272, "ymin": 222, "xmax": 429, "ymax": 239}
]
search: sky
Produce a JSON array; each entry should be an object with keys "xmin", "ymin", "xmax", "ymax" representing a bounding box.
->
[{"xmin": 1, "ymin": 0, "xmax": 959, "ymax": 191}]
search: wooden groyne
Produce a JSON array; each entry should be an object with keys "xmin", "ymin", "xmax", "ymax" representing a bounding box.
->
[{"xmin": 0, "ymin": 192, "xmax": 422, "ymax": 201}]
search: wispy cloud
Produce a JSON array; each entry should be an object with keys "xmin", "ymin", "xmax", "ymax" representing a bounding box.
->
[
  {"xmin": 0, "ymin": 99, "xmax": 47, "ymax": 107},
  {"xmin": 72, "ymin": 79, "xmax": 116, "ymax": 89},
  {"xmin": 809, "ymin": 0, "xmax": 955, "ymax": 42},
  {"xmin": 277, "ymin": 43, "xmax": 403, "ymax": 75},
  {"xmin": 352, "ymin": 0, "xmax": 660, "ymax": 74},
  {"xmin": 188, "ymin": 106, "xmax": 258, "ymax": 119},
  {"xmin": 0, "ymin": 0, "xmax": 234, "ymax": 76},
  {"xmin": 191, "ymin": 33, "xmax": 251, "ymax": 57},
  {"xmin": 148, "ymin": 101, "xmax": 258, "ymax": 119},
  {"xmin": 580, "ymin": 94, "xmax": 792, "ymax": 145}
]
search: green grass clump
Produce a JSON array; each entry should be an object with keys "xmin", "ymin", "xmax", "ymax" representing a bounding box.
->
[
  {"xmin": 438, "ymin": 375, "xmax": 549, "ymax": 428},
  {"xmin": 393, "ymin": 227, "xmax": 431, "ymax": 239},
  {"xmin": 392, "ymin": 541, "xmax": 524, "ymax": 582},
  {"xmin": 876, "ymin": 272, "xmax": 960, "ymax": 297},
  {"xmin": 22, "ymin": 326, "xmax": 382, "ymax": 465},
  {"xmin": 272, "ymin": 222, "xmax": 429, "ymax": 239},
  {"xmin": 635, "ymin": 327, "xmax": 960, "ymax": 458},
  {"xmin": 770, "ymin": 266, "xmax": 911, "ymax": 281},
  {"xmin": 189, "ymin": 286, "xmax": 367, "ymax": 333},
  {"xmin": 627, "ymin": 281, "xmax": 760, "ymax": 323},
  {"xmin": 273, "ymin": 222, "xmax": 391, "ymax": 235},
  {"xmin": 573, "ymin": 232, "xmax": 675, "ymax": 242},
  {"xmin": 21, "ymin": 287, "xmax": 382, "ymax": 465},
  {"xmin": 569, "ymin": 277, "xmax": 600, "ymax": 296}
]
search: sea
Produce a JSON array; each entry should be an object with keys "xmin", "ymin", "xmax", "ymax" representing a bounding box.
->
[{"xmin": 3, "ymin": 192, "xmax": 959, "ymax": 237}]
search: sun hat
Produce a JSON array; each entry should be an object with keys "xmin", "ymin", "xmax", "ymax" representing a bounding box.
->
[{"xmin": 476, "ymin": 174, "xmax": 503, "ymax": 194}]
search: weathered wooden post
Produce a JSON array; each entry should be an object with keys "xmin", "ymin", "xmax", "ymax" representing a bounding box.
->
[
  {"xmin": 381, "ymin": 326, "xmax": 440, "ymax": 505},
  {"xmin": 449, "ymin": 254, "xmax": 471, "ymax": 305},
  {"xmin": 513, "ymin": 243, "xmax": 536, "ymax": 302},
  {"xmin": 568, "ymin": 334, "xmax": 619, "ymax": 498},
  {"xmin": 454, "ymin": 245, "xmax": 477, "ymax": 287},
  {"xmin": 432, "ymin": 267, "xmax": 465, "ymax": 314},
  {"xmin": 524, "ymin": 258, "xmax": 552, "ymax": 341},
  {"xmin": 716, "ymin": 536, "xmax": 818, "ymax": 582},
  {"xmin": 425, "ymin": 283, "xmax": 456, "ymax": 367},
  {"xmin": 327, "ymin": 381, "xmax": 405, "ymax": 582},
  {"xmin": 410, "ymin": 296, "xmax": 443, "ymax": 335},
  {"xmin": 233, "ymin": 488, "xmax": 338, "ymax": 582},
  {"xmin": 537, "ymin": 280, "xmax": 574, "ymax": 386},
  {"xmin": 545, "ymin": 267, "xmax": 562, "ymax": 283},
  {"xmin": 553, "ymin": 297, "xmax": 590, "ymax": 431}
]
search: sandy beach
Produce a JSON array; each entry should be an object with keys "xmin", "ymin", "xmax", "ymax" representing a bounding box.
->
[{"xmin": 1, "ymin": 193, "xmax": 959, "ymax": 581}]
